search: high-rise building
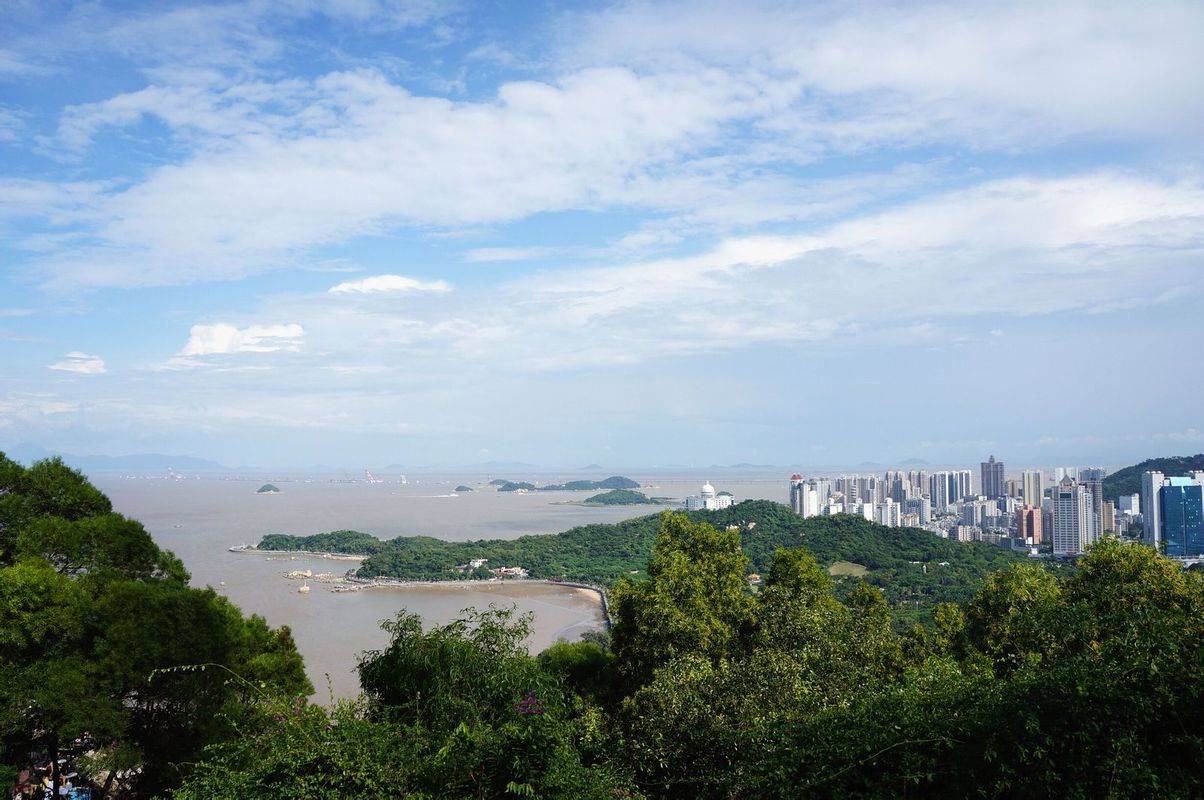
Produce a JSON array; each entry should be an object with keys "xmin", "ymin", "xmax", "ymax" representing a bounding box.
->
[
  {"xmin": 907, "ymin": 470, "xmax": 928, "ymax": 499},
  {"xmin": 1016, "ymin": 505, "xmax": 1042, "ymax": 545},
  {"xmin": 981, "ymin": 455, "xmax": 1005, "ymax": 500},
  {"xmin": 904, "ymin": 496, "xmax": 931, "ymax": 525},
  {"xmin": 1052, "ymin": 476, "xmax": 1096, "ymax": 556},
  {"xmin": 954, "ymin": 469, "xmax": 974, "ymax": 501},
  {"xmin": 929, "ymin": 472, "xmax": 953, "ymax": 511},
  {"xmin": 1101, "ymin": 500, "xmax": 1115, "ymax": 535},
  {"xmin": 885, "ymin": 470, "xmax": 908, "ymax": 503},
  {"xmin": 1157, "ymin": 478, "xmax": 1204, "ymax": 557},
  {"xmin": 1118, "ymin": 493, "xmax": 1140, "ymax": 515},
  {"xmin": 1141, "ymin": 471, "xmax": 1165, "ymax": 550},
  {"xmin": 1080, "ymin": 467, "xmax": 1107, "ymax": 535},
  {"xmin": 875, "ymin": 498, "xmax": 902, "ymax": 527},
  {"xmin": 789, "ymin": 474, "xmax": 805, "ymax": 513},
  {"xmin": 1022, "ymin": 469, "xmax": 1043, "ymax": 507}
]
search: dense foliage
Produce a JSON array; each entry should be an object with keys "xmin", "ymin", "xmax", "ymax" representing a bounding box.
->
[
  {"xmin": 259, "ymin": 529, "xmax": 391, "ymax": 555},
  {"xmin": 260, "ymin": 501, "xmax": 1025, "ymax": 622},
  {"xmin": 0, "ymin": 454, "xmax": 310, "ymax": 798},
  {"xmin": 583, "ymin": 489, "xmax": 659, "ymax": 505},
  {"xmin": 1102, "ymin": 453, "xmax": 1204, "ymax": 502},
  {"xmin": 177, "ymin": 608, "xmax": 625, "ymax": 799},
  {"xmin": 186, "ymin": 511, "xmax": 1204, "ymax": 799}
]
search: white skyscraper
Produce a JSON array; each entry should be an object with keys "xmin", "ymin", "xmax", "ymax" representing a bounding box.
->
[
  {"xmin": 1053, "ymin": 477, "xmax": 1096, "ymax": 556},
  {"xmin": 1141, "ymin": 471, "xmax": 1165, "ymax": 550},
  {"xmin": 1022, "ymin": 469, "xmax": 1043, "ymax": 507},
  {"xmin": 875, "ymin": 498, "xmax": 902, "ymax": 527},
  {"xmin": 954, "ymin": 470, "xmax": 974, "ymax": 501}
]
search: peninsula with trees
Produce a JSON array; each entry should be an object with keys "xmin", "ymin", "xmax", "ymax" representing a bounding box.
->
[{"xmin": 254, "ymin": 500, "xmax": 1028, "ymax": 623}]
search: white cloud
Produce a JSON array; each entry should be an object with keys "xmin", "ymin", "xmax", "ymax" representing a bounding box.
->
[
  {"xmin": 328, "ymin": 274, "xmax": 452, "ymax": 294},
  {"xmin": 563, "ymin": 0, "xmax": 1204, "ymax": 147},
  {"xmin": 48, "ymin": 352, "xmax": 106, "ymax": 375},
  {"xmin": 9, "ymin": 2, "xmax": 1201, "ymax": 291},
  {"xmin": 179, "ymin": 323, "xmax": 305, "ymax": 356}
]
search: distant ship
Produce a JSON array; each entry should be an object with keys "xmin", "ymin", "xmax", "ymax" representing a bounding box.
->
[{"xmin": 298, "ymin": 582, "xmax": 311, "ymax": 594}]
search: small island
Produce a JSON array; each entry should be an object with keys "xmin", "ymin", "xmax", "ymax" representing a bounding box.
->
[
  {"xmin": 454, "ymin": 485, "xmax": 474, "ymax": 492},
  {"xmin": 495, "ymin": 475, "xmax": 641, "ymax": 492},
  {"xmin": 583, "ymin": 489, "xmax": 663, "ymax": 506},
  {"xmin": 256, "ymin": 483, "xmax": 281, "ymax": 494}
]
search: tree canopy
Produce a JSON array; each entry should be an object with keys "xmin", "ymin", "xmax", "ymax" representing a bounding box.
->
[{"xmin": 0, "ymin": 453, "xmax": 310, "ymax": 798}]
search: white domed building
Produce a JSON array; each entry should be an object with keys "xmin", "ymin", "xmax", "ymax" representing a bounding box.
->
[{"xmin": 686, "ymin": 481, "xmax": 735, "ymax": 511}]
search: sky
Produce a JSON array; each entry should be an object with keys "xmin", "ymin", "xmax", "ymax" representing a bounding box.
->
[{"xmin": 1, "ymin": 0, "xmax": 1203, "ymax": 470}]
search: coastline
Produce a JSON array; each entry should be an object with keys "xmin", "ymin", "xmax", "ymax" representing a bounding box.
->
[
  {"xmin": 230, "ymin": 545, "xmax": 610, "ymax": 624},
  {"xmin": 230, "ymin": 545, "xmax": 367, "ymax": 562},
  {"xmin": 338, "ymin": 576, "xmax": 611, "ymax": 626}
]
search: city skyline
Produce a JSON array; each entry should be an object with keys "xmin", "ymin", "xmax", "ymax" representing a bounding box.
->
[{"xmin": 2, "ymin": 1, "xmax": 1203, "ymax": 467}]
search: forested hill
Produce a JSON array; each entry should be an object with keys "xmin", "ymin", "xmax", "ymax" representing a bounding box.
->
[
  {"xmin": 260, "ymin": 500, "xmax": 1025, "ymax": 616},
  {"xmin": 1102, "ymin": 454, "xmax": 1204, "ymax": 501}
]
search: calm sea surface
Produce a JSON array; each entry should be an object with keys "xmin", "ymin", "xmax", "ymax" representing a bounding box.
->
[{"xmin": 92, "ymin": 471, "xmax": 789, "ymax": 701}]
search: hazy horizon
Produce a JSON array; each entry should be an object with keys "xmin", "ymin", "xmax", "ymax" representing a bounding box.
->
[{"xmin": 2, "ymin": 1, "xmax": 1202, "ymax": 468}]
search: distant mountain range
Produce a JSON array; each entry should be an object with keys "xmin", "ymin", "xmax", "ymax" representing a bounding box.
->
[{"xmin": 2, "ymin": 442, "xmax": 227, "ymax": 472}]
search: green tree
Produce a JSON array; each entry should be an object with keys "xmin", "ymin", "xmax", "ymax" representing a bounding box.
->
[
  {"xmin": 0, "ymin": 454, "xmax": 310, "ymax": 797},
  {"xmin": 610, "ymin": 512, "xmax": 754, "ymax": 690}
]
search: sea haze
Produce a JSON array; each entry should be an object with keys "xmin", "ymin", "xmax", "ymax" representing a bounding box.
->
[{"xmin": 92, "ymin": 471, "xmax": 788, "ymax": 699}]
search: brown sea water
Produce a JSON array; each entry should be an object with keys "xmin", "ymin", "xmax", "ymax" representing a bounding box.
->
[{"xmin": 92, "ymin": 472, "xmax": 788, "ymax": 701}]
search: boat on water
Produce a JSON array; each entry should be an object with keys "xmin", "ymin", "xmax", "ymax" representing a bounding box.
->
[{"xmin": 298, "ymin": 582, "xmax": 311, "ymax": 594}]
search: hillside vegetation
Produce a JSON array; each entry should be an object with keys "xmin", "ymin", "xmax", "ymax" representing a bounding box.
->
[
  {"xmin": 1102, "ymin": 454, "xmax": 1204, "ymax": 501},
  {"xmin": 583, "ymin": 489, "xmax": 661, "ymax": 505},
  {"xmin": 186, "ymin": 512, "xmax": 1204, "ymax": 798},
  {"xmin": 258, "ymin": 500, "xmax": 1027, "ymax": 620}
]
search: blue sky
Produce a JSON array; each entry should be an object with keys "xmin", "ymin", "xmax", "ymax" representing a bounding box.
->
[{"xmin": 1, "ymin": 0, "xmax": 1202, "ymax": 469}]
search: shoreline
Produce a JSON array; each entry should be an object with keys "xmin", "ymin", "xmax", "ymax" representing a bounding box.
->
[
  {"xmin": 230, "ymin": 545, "xmax": 367, "ymax": 561},
  {"xmin": 338, "ymin": 577, "xmax": 611, "ymax": 626},
  {"xmin": 230, "ymin": 545, "xmax": 610, "ymax": 624}
]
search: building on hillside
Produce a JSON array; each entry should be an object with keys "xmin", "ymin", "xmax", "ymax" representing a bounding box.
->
[
  {"xmin": 686, "ymin": 481, "xmax": 734, "ymax": 511},
  {"xmin": 904, "ymin": 496, "xmax": 931, "ymax": 524},
  {"xmin": 1158, "ymin": 478, "xmax": 1204, "ymax": 557},
  {"xmin": 875, "ymin": 498, "xmax": 902, "ymax": 527},
  {"xmin": 789, "ymin": 474, "xmax": 823, "ymax": 518}
]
